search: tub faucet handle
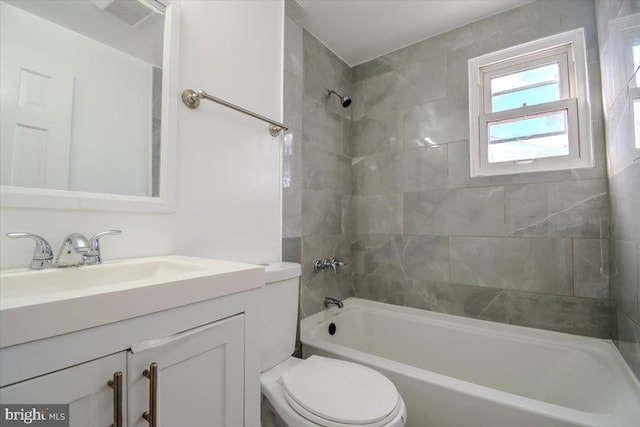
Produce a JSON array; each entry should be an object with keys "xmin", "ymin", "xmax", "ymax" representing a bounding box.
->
[{"xmin": 329, "ymin": 257, "xmax": 345, "ymax": 273}]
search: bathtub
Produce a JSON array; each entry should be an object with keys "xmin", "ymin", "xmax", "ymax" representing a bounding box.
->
[{"xmin": 300, "ymin": 298, "xmax": 640, "ymax": 427}]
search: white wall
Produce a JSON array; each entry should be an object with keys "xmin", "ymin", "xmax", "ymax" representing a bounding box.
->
[
  {"xmin": 172, "ymin": 0, "xmax": 283, "ymax": 263},
  {"xmin": 0, "ymin": 3, "xmax": 152, "ymax": 196},
  {"xmin": 0, "ymin": 0, "xmax": 284, "ymax": 268}
]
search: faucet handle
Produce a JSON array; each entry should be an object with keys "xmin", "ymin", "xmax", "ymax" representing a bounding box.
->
[
  {"xmin": 88, "ymin": 230, "xmax": 122, "ymax": 250},
  {"xmin": 85, "ymin": 230, "xmax": 121, "ymax": 265},
  {"xmin": 329, "ymin": 257, "xmax": 346, "ymax": 273},
  {"xmin": 6, "ymin": 232, "xmax": 54, "ymax": 270}
]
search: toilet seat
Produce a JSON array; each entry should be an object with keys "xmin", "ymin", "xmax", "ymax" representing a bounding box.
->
[{"xmin": 279, "ymin": 356, "xmax": 402, "ymax": 427}]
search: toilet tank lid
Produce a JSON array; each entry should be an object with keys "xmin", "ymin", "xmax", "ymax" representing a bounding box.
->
[{"xmin": 262, "ymin": 262, "xmax": 301, "ymax": 284}]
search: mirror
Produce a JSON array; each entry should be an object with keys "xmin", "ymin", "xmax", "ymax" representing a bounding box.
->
[{"xmin": 0, "ymin": 0, "xmax": 178, "ymax": 211}]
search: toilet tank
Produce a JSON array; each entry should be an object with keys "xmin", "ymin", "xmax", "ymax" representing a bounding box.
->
[{"xmin": 260, "ymin": 262, "xmax": 301, "ymax": 372}]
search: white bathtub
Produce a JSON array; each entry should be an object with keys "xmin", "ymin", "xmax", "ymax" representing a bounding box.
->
[{"xmin": 300, "ymin": 298, "xmax": 640, "ymax": 427}]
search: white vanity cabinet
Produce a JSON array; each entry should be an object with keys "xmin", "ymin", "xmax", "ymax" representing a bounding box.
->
[
  {"xmin": 127, "ymin": 314, "xmax": 245, "ymax": 427},
  {"xmin": 0, "ymin": 352, "xmax": 127, "ymax": 427},
  {"xmin": 0, "ymin": 258, "xmax": 264, "ymax": 427}
]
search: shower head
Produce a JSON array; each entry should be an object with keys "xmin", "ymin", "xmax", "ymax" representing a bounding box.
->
[{"xmin": 325, "ymin": 89, "xmax": 352, "ymax": 108}]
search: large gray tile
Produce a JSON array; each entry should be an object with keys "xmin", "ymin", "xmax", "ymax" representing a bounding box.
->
[
  {"xmin": 302, "ymin": 144, "xmax": 351, "ymax": 195},
  {"xmin": 350, "ymin": 80, "xmax": 366, "ymax": 121},
  {"xmin": 611, "ymin": 239, "xmax": 639, "ymax": 323},
  {"xmin": 478, "ymin": 290, "xmax": 611, "ymax": 338},
  {"xmin": 341, "ymin": 194, "xmax": 352, "ymax": 236},
  {"xmin": 282, "ymin": 186, "xmax": 301, "ymax": 238},
  {"xmin": 352, "ymin": 146, "xmax": 448, "ymax": 195},
  {"xmin": 303, "ymin": 30, "xmax": 351, "ymax": 83},
  {"xmin": 404, "ymin": 187, "xmax": 505, "ymax": 236},
  {"xmin": 352, "ymin": 34, "xmax": 446, "ymax": 83},
  {"xmin": 605, "ymin": 89, "xmax": 640, "ymax": 176},
  {"xmin": 282, "ymin": 237, "xmax": 301, "ymax": 263},
  {"xmin": 403, "ymin": 280, "xmax": 503, "ymax": 318},
  {"xmin": 353, "ymin": 273, "xmax": 405, "ymax": 306},
  {"xmin": 494, "ymin": 0, "xmax": 564, "ymax": 44},
  {"xmin": 615, "ymin": 307, "xmax": 640, "ymax": 380},
  {"xmin": 352, "ymin": 57, "xmax": 394, "ymax": 84},
  {"xmin": 302, "ymin": 97, "xmax": 345, "ymax": 156},
  {"xmin": 403, "ymin": 98, "xmax": 469, "ymax": 147},
  {"xmin": 352, "ymin": 194, "xmax": 403, "ymax": 234},
  {"xmin": 302, "ymin": 190, "xmax": 342, "ymax": 236},
  {"xmin": 573, "ymin": 239, "xmax": 609, "ymax": 299},
  {"xmin": 351, "ymin": 239, "xmax": 365, "ymax": 274},
  {"xmin": 363, "ymin": 55, "xmax": 446, "ymax": 117},
  {"xmin": 284, "ymin": 17, "xmax": 303, "ymax": 76},
  {"xmin": 609, "ymin": 162, "xmax": 640, "ymax": 242},
  {"xmin": 351, "ymin": 111, "xmax": 402, "ymax": 158},
  {"xmin": 282, "ymin": 130, "xmax": 302, "ymax": 238},
  {"xmin": 505, "ymin": 179, "xmax": 609, "ymax": 238},
  {"xmin": 450, "ymin": 237, "xmax": 573, "ymax": 295},
  {"xmin": 361, "ymin": 235, "xmax": 449, "ymax": 283},
  {"xmin": 284, "ymin": 70, "xmax": 303, "ymax": 132},
  {"xmin": 284, "ymin": 0, "xmax": 303, "ymax": 24}
]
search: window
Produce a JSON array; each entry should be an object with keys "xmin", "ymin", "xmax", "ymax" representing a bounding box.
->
[{"xmin": 468, "ymin": 29, "xmax": 593, "ymax": 177}]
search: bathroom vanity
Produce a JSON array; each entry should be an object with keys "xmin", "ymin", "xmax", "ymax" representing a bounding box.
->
[{"xmin": 0, "ymin": 256, "xmax": 264, "ymax": 427}]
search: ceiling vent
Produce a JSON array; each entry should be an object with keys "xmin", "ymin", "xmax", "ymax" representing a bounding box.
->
[{"xmin": 91, "ymin": 0, "xmax": 165, "ymax": 26}]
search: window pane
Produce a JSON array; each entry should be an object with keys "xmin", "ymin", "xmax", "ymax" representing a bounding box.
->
[
  {"xmin": 488, "ymin": 110, "xmax": 569, "ymax": 163},
  {"xmin": 491, "ymin": 63, "xmax": 560, "ymax": 94},
  {"xmin": 492, "ymin": 83, "xmax": 560, "ymax": 112},
  {"xmin": 490, "ymin": 63, "xmax": 561, "ymax": 112}
]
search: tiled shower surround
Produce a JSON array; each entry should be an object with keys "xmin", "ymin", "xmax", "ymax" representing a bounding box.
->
[
  {"xmin": 283, "ymin": 0, "xmax": 353, "ymax": 318},
  {"xmin": 284, "ymin": 0, "xmax": 632, "ymax": 350},
  {"xmin": 596, "ymin": 0, "xmax": 640, "ymax": 377}
]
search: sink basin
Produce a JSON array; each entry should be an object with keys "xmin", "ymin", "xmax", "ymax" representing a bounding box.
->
[
  {"xmin": 2, "ymin": 258, "xmax": 215, "ymax": 301},
  {"xmin": 0, "ymin": 256, "xmax": 264, "ymax": 347}
]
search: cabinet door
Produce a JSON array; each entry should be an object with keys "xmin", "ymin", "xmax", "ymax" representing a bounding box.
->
[
  {"xmin": 128, "ymin": 314, "xmax": 245, "ymax": 427},
  {"xmin": 0, "ymin": 352, "xmax": 126, "ymax": 427}
]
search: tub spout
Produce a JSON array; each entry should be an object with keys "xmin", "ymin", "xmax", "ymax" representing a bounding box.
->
[{"xmin": 324, "ymin": 297, "xmax": 343, "ymax": 309}]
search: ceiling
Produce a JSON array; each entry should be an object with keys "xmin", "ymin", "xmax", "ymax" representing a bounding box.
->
[{"xmin": 297, "ymin": 0, "xmax": 534, "ymax": 66}]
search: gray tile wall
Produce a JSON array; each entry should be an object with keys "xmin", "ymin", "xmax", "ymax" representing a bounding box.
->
[
  {"xmin": 283, "ymin": 0, "xmax": 354, "ymax": 317},
  {"xmin": 298, "ymin": 28, "xmax": 354, "ymax": 317},
  {"xmin": 282, "ymin": 1, "xmax": 303, "ymax": 246},
  {"xmin": 284, "ymin": 0, "xmax": 618, "ymax": 341},
  {"xmin": 595, "ymin": 0, "xmax": 640, "ymax": 378},
  {"xmin": 350, "ymin": 0, "xmax": 612, "ymax": 338}
]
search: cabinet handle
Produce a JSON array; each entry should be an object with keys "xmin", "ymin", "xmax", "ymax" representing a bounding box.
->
[
  {"xmin": 142, "ymin": 363, "xmax": 158, "ymax": 426},
  {"xmin": 107, "ymin": 371, "xmax": 123, "ymax": 427}
]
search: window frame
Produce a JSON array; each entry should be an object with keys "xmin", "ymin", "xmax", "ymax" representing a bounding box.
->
[{"xmin": 468, "ymin": 28, "xmax": 593, "ymax": 177}]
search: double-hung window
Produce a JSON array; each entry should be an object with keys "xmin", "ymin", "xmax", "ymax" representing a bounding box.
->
[{"xmin": 468, "ymin": 29, "xmax": 593, "ymax": 176}]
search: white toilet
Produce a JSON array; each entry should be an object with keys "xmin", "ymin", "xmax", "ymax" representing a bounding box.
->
[{"xmin": 260, "ymin": 262, "xmax": 407, "ymax": 427}]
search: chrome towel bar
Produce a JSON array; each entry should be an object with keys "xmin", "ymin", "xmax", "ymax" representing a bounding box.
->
[{"xmin": 181, "ymin": 89, "xmax": 288, "ymax": 137}]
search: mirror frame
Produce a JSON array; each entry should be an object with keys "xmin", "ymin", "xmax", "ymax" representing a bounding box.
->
[{"xmin": 0, "ymin": 0, "xmax": 180, "ymax": 213}]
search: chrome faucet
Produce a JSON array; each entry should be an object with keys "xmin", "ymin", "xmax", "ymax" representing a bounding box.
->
[
  {"xmin": 314, "ymin": 258, "xmax": 346, "ymax": 273},
  {"xmin": 324, "ymin": 297, "xmax": 344, "ymax": 309},
  {"xmin": 6, "ymin": 230, "xmax": 121, "ymax": 269},
  {"xmin": 55, "ymin": 233, "xmax": 91, "ymax": 267}
]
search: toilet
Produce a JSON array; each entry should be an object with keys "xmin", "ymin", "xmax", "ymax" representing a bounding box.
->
[{"xmin": 260, "ymin": 262, "xmax": 407, "ymax": 427}]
